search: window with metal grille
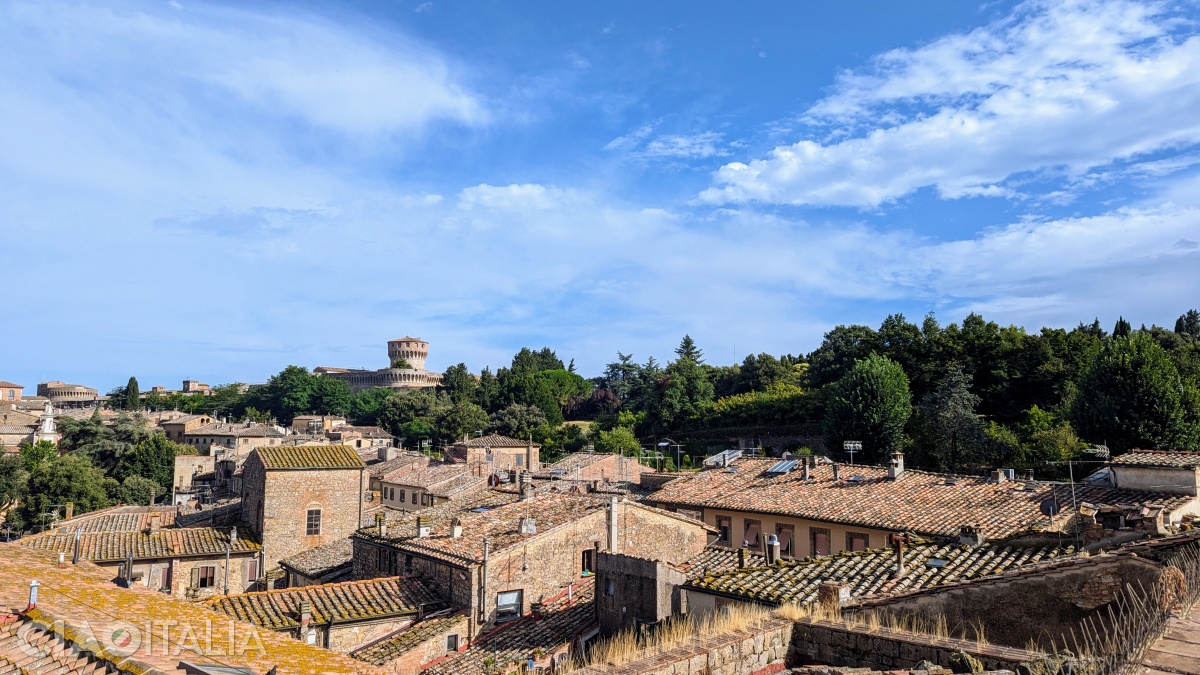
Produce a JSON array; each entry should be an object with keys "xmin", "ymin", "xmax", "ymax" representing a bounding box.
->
[{"xmin": 306, "ymin": 509, "xmax": 321, "ymax": 536}]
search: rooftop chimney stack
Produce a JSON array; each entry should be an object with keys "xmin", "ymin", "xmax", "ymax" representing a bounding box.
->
[
  {"xmin": 959, "ymin": 524, "xmax": 985, "ymax": 548},
  {"xmin": 889, "ymin": 532, "xmax": 909, "ymax": 579},
  {"xmin": 450, "ymin": 518, "xmax": 463, "ymax": 538},
  {"xmin": 376, "ymin": 512, "xmax": 387, "ymax": 538},
  {"xmin": 417, "ymin": 515, "xmax": 431, "ymax": 538},
  {"xmin": 991, "ymin": 469, "xmax": 1007, "ymax": 483},
  {"xmin": 817, "ymin": 581, "xmax": 850, "ymax": 616},
  {"xmin": 832, "ymin": 464, "xmax": 841, "ymax": 481},
  {"xmin": 738, "ymin": 547, "xmax": 749, "ymax": 569},
  {"xmin": 518, "ymin": 516, "xmax": 537, "ymax": 535},
  {"xmin": 888, "ymin": 453, "xmax": 905, "ymax": 480},
  {"xmin": 149, "ymin": 513, "xmax": 162, "ymax": 533},
  {"xmin": 64, "ymin": 502, "xmax": 73, "ymax": 521},
  {"xmin": 766, "ymin": 534, "xmax": 781, "ymax": 565},
  {"xmin": 802, "ymin": 457, "xmax": 811, "ymax": 481},
  {"xmin": 57, "ymin": 552, "xmax": 65, "ymax": 568},
  {"xmin": 299, "ymin": 601, "xmax": 312, "ymax": 633}
]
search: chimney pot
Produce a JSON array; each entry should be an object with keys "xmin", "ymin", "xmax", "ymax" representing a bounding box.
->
[
  {"xmin": 801, "ymin": 458, "xmax": 810, "ymax": 481},
  {"xmin": 57, "ymin": 552, "xmax": 65, "ymax": 568},
  {"xmin": 766, "ymin": 534, "xmax": 781, "ymax": 565}
]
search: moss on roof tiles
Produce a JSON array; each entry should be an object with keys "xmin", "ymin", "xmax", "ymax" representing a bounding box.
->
[{"xmin": 257, "ymin": 445, "xmax": 365, "ymax": 470}]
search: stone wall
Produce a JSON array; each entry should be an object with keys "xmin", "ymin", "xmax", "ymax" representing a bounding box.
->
[
  {"xmin": 244, "ymin": 460, "xmax": 365, "ymax": 572},
  {"xmin": 327, "ymin": 617, "xmax": 414, "ymax": 653},
  {"xmin": 595, "ymin": 552, "xmax": 687, "ymax": 636},
  {"xmin": 789, "ymin": 620, "xmax": 1041, "ymax": 671},
  {"xmin": 846, "ymin": 553, "xmax": 1164, "ymax": 651},
  {"xmin": 614, "ymin": 503, "xmax": 711, "ymax": 564},
  {"xmin": 376, "ymin": 615, "xmax": 469, "ymax": 675},
  {"xmin": 574, "ymin": 620, "xmax": 792, "ymax": 675}
]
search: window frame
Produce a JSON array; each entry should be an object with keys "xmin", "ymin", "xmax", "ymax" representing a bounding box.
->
[
  {"xmin": 305, "ymin": 508, "xmax": 322, "ymax": 536},
  {"xmin": 775, "ymin": 524, "xmax": 795, "ymax": 558},
  {"xmin": 581, "ymin": 549, "xmax": 595, "ymax": 576},
  {"xmin": 809, "ymin": 527, "xmax": 831, "ymax": 557},
  {"xmin": 846, "ymin": 531, "xmax": 869, "ymax": 552},
  {"xmin": 446, "ymin": 634, "xmax": 459, "ymax": 652},
  {"xmin": 743, "ymin": 519, "xmax": 762, "ymax": 549},
  {"xmin": 716, "ymin": 515, "xmax": 731, "ymax": 544},
  {"xmin": 496, "ymin": 589, "xmax": 524, "ymax": 622},
  {"xmin": 194, "ymin": 565, "xmax": 216, "ymax": 589}
]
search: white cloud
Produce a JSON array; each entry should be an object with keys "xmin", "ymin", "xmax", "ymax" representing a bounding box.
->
[
  {"xmin": 701, "ymin": 0, "xmax": 1200, "ymax": 207},
  {"xmin": 642, "ymin": 132, "xmax": 728, "ymax": 159}
]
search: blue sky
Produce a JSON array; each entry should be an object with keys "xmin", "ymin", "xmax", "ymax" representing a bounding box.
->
[{"xmin": 3, "ymin": 0, "xmax": 1200, "ymax": 392}]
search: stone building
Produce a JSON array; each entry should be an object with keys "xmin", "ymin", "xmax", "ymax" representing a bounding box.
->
[
  {"xmin": 647, "ymin": 454, "xmax": 1200, "ymax": 559},
  {"xmin": 444, "ymin": 434, "xmax": 540, "ymax": 473},
  {"xmin": 351, "ymin": 492, "xmax": 713, "ymax": 641},
  {"xmin": 242, "ymin": 445, "xmax": 368, "ymax": 575},
  {"xmin": 19, "ymin": 520, "xmax": 262, "ymax": 599},
  {"xmin": 206, "ymin": 576, "xmax": 446, "ymax": 652},
  {"xmin": 159, "ymin": 413, "xmax": 214, "ymax": 442},
  {"xmin": 0, "ymin": 381, "xmax": 21, "ymax": 403},
  {"xmin": 537, "ymin": 451, "xmax": 655, "ymax": 485},
  {"xmin": 315, "ymin": 337, "xmax": 443, "ymax": 393},
  {"xmin": 36, "ymin": 380, "xmax": 98, "ymax": 407},
  {"xmin": 183, "ymin": 421, "xmax": 285, "ymax": 453},
  {"xmin": 379, "ymin": 463, "xmax": 486, "ymax": 512},
  {"xmin": 1109, "ymin": 449, "xmax": 1200, "ymax": 496},
  {"xmin": 594, "ymin": 551, "xmax": 688, "ymax": 636}
]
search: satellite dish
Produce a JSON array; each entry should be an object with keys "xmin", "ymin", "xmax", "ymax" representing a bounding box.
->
[{"xmin": 1040, "ymin": 497, "xmax": 1061, "ymax": 517}]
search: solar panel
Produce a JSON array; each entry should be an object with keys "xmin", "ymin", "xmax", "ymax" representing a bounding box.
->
[
  {"xmin": 703, "ymin": 448, "xmax": 743, "ymax": 467},
  {"xmin": 766, "ymin": 460, "xmax": 799, "ymax": 474}
]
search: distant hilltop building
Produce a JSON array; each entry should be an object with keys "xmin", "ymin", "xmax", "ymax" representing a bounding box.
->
[
  {"xmin": 315, "ymin": 336, "xmax": 443, "ymax": 392},
  {"xmin": 37, "ymin": 380, "xmax": 99, "ymax": 407}
]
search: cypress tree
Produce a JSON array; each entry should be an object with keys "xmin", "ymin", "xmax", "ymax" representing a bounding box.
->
[{"xmin": 125, "ymin": 376, "xmax": 141, "ymax": 411}]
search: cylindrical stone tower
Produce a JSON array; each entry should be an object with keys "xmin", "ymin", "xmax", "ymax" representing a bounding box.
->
[{"xmin": 387, "ymin": 337, "xmax": 428, "ymax": 370}]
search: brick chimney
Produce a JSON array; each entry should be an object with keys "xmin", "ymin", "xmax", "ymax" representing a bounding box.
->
[
  {"xmin": 888, "ymin": 453, "xmax": 905, "ymax": 480},
  {"xmin": 958, "ymin": 524, "xmax": 985, "ymax": 548},
  {"xmin": 990, "ymin": 469, "xmax": 1007, "ymax": 483},
  {"xmin": 817, "ymin": 581, "xmax": 850, "ymax": 615},
  {"xmin": 64, "ymin": 502, "xmax": 73, "ymax": 521},
  {"xmin": 299, "ymin": 600, "xmax": 312, "ymax": 634},
  {"xmin": 801, "ymin": 457, "xmax": 810, "ymax": 481},
  {"xmin": 889, "ymin": 532, "xmax": 909, "ymax": 579}
]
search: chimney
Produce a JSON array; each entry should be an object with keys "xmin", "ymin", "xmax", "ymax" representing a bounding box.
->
[
  {"xmin": 526, "ymin": 439, "xmax": 537, "ymax": 472},
  {"xmin": 72, "ymin": 528, "xmax": 82, "ymax": 565},
  {"xmin": 738, "ymin": 548, "xmax": 749, "ymax": 569},
  {"xmin": 64, "ymin": 502, "xmax": 73, "ymax": 521},
  {"xmin": 959, "ymin": 524, "xmax": 985, "ymax": 548},
  {"xmin": 801, "ymin": 457, "xmax": 810, "ymax": 481},
  {"xmin": 416, "ymin": 516, "xmax": 431, "ymax": 538},
  {"xmin": 149, "ymin": 513, "xmax": 162, "ymax": 533},
  {"xmin": 299, "ymin": 601, "xmax": 312, "ymax": 633},
  {"xmin": 519, "ymin": 516, "xmax": 537, "ymax": 535},
  {"xmin": 450, "ymin": 518, "xmax": 463, "ymax": 539},
  {"xmin": 990, "ymin": 469, "xmax": 1007, "ymax": 483},
  {"xmin": 766, "ymin": 534, "xmax": 781, "ymax": 565},
  {"xmin": 57, "ymin": 552, "xmax": 66, "ymax": 568},
  {"xmin": 888, "ymin": 453, "xmax": 905, "ymax": 480},
  {"xmin": 26, "ymin": 580, "xmax": 39, "ymax": 611},
  {"xmin": 607, "ymin": 497, "xmax": 619, "ymax": 553},
  {"xmin": 889, "ymin": 533, "xmax": 909, "ymax": 579},
  {"xmin": 375, "ymin": 513, "xmax": 387, "ymax": 538},
  {"xmin": 817, "ymin": 581, "xmax": 850, "ymax": 615},
  {"xmin": 378, "ymin": 447, "xmax": 397, "ymax": 462},
  {"xmin": 832, "ymin": 464, "xmax": 841, "ymax": 481}
]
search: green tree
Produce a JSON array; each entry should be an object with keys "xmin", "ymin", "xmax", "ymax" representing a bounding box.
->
[
  {"xmin": 474, "ymin": 367, "xmax": 501, "ymax": 412},
  {"xmin": 241, "ymin": 365, "xmax": 319, "ymax": 424},
  {"xmin": 1072, "ymin": 333, "xmax": 1199, "ymax": 453},
  {"xmin": 488, "ymin": 404, "xmax": 549, "ymax": 439},
  {"xmin": 311, "ymin": 376, "xmax": 353, "ymax": 417},
  {"xmin": 21, "ymin": 455, "xmax": 111, "ymax": 529},
  {"xmin": 807, "ymin": 324, "xmax": 882, "ymax": 388},
  {"xmin": 0, "ymin": 454, "xmax": 29, "ymax": 528},
  {"xmin": 390, "ymin": 357, "xmax": 413, "ymax": 369},
  {"xmin": 594, "ymin": 426, "xmax": 641, "ymax": 455},
  {"xmin": 440, "ymin": 363, "xmax": 478, "ymax": 404},
  {"xmin": 437, "ymin": 401, "xmax": 490, "ymax": 445},
  {"xmin": 119, "ymin": 475, "xmax": 165, "ymax": 505},
  {"xmin": 18, "ymin": 440, "xmax": 58, "ymax": 472},
  {"xmin": 511, "ymin": 347, "xmax": 565, "ymax": 374},
  {"xmin": 350, "ymin": 388, "xmax": 395, "ymax": 427},
  {"xmin": 675, "ymin": 335, "xmax": 704, "ymax": 363},
  {"xmin": 917, "ymin": 364, "xmax": 984, "ymax": 471},
  {"xmin": 125, "ymin": 376, "xmax": 141, "ymax": 411},
  {"xmin": 1176, "ymin": 309, "xmax": 1200, "ymax": 339},
  {"xmin": 822, "ymin": 354, "xmax": 912, "ymax": 464},
  {"xmin": 118, "ymin": 433, "xmax": 189, "ymax": 490},
  {"xmin": 1113, "ymin": 316, "xmax": 1132, "ymax": 338}
]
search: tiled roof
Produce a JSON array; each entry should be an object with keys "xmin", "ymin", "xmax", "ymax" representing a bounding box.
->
[
  {"xmin": 19, "ymin": 527, "xmax": 261, "ymax": 562},
  {"xmin": 382, "ymin": 464, "xmax": 487, "ymax": 497},
  {"xmin": 0, "ymin": 614, "xmax": 118, "ymax": 674},
  {"xmin": 0, "ymin": 542, "xmax": 383, "ymax": 674},
  {"xmin": 458, "ymin": 434, "xmax": 534, "ymax": 448},
  {"xmin": 279, "ymin": 537, "xmax": 354, "ymax": 578},
  {"xmin": 187, "ymin": 422, "xmax": 284, "ymax": 438},
  {"xmin": 686, "ymin": 541, "xmax": 1075, "ymax": 606},
  {"xmin": 159, "ymin": 413, "xmax": 208, "ymax": 425},
  {"xmin": 351, "ymin": 612, "xmax": 469, "ymax": 666},
  {"xmin": 256, "ymin": 445, "xmax": 365, "ymax": 470},
  {"xmin": 0, "ymin": 381, "xmax": 23, "ymax": 388},
  {"xmin": 678, "ymin": 548, "xmax": 767, "ymax": 579},
  {"xmin": 544, "ymin": 452, "xmax": 614, "ymax": 471},
  {"xmin": 206, "ymin": 576, "xmax": 446, "ymax": 630},
  {"xmin": 0, "ymin": 424, "xmax": 33, "ymax": 434},
  {"xmin": 649, "ymin": 458, "xmax": 1194, "ymax": 539},
  {"xmin": 1112, "ymin": 449, "xmax": 1200, "ymax": 468},
  {"xmin": 357, "ymin": 493, "xmax": 605, "ymax": 565},
  {"xmin": 51, "ymin": 505, "xmax": 179, "ymax": 533},
  {"xmin": 424, "ymin": 580, "xmax": 596, "ymax": 675}
]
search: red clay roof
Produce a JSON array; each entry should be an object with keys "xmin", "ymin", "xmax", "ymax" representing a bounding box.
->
[
  {"xmin": 256, "ymin": 445, "xmax": 365, "ymax": 470},
  {"xmin": 206, "ymin": 576, "xmax": 445, "ymax": 630},
  {"xmin": 1112, "ymin": 449, "xmax": 1200, "ymax": 468}
]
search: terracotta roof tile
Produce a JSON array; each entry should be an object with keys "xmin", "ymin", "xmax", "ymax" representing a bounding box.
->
[
  {"xmin": 278, "ymin": 538, "xmax": 354, "ymax": 579},
  {"xmin": 1112, "ymin": 449, "xmax": 1200, "ymax": 468},
  {"xmin": 206, "ymin": 576, "xmax": 445, "ymax": 630},
  {"xmin": 50, "ymin": 505, "xmax": 180, "ymax": 533},
  {"xmin": 686, "ymin": 541, "xmax": 1075, "ymax": 606},
  {"xmin": 187, "ymin": 422, "xmax": 284, "ymax": 438},
  {"xmin": 458, "ymin": 434, "xmax": 534, "ymax": 448},
  {"xmin": 19, "ymin": 527, "xmax": 260, "ymax": 562},
  {"xmin": 649, "ymin": 458, "xmax": 1195, "ymax": 539},
  {"xmin": 256, "ymin": 445, "xmax": 365, "ymax": 470},
  {"xmin": 424, "ymin": 580, "xmax": 596, "ymax": 675},
  {"xmin": 350, "ymin": 612, "xmax": 469, "ymax": 666}
]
